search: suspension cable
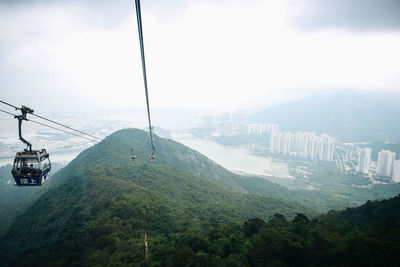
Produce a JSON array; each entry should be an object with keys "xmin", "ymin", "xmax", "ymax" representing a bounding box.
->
[
  {"xmin": 1, "ymin": 107, "xmax": 98, "ymax": 142},
  {"xmin": 28, "ymin": 119, "xmax": 97, "ymax": 142},
  {"xmin": 0, "ymin": 100, "xmax": 18, "ymax": 110},
  {"xmin": 30, "ymin": 113, "xmax": 102, "ymax": 141},
  {"xmin": 0, "ymin": 108, "xmax": 16, "ymax": 117},
  {"xmin": 0, "ymin": 99, "xmax": 102, "ymax": 141},
  {"xmin": 135, "ymin": 0, "xmax": 155, "ymax": 153}
]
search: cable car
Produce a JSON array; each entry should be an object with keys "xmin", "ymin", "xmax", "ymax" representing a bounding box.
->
[
  {"xmin": 12, "ymin": 149, "xmax": 51, "ymax": 186},
  {"xmin": 11, "ymin": 105, "xmax": 52, "ymax": 186},
  {"xmin": 131, "ymin": 148, "xmax": 136, "ymax": 160},
  {"xmin": 149, "ymin": 152, "xmax": 155, "ymax": 161}
]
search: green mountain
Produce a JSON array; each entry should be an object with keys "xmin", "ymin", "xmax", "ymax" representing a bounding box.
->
[
  {"xmin": 0, "ymin": 129, "xmax": 312, "ymax": 266},
  {"xmin": 249, "ymin": 90, "xmax": 400, "ymax": 142}
]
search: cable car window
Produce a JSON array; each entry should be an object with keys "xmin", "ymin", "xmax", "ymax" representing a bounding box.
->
[
  {"xmin": 42, "ymin": 158, "xmax": 51, "ymax": 170},
  {"xmin": 27, "ymin": 159, "xmax": 40, "ymax": 168}
]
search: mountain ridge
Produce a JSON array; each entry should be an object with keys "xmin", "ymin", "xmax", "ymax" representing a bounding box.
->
[
  {"xmin": 0, "ymin": 128, "xmax": 313, "ymax": 266},
  {"xmin": 249, "ymin": 90, "xmax": 400, "ymax": 142}
]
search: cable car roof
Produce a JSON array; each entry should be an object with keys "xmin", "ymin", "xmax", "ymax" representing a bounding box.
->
[{"xmin": 15, "ymin": 149, "xmax": 49, "ymax": 160}]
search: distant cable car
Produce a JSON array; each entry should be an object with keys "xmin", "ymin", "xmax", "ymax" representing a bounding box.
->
[
  {"xmin": 11, "ymin": 106, "xmax": 51, "ymax": 186},
  {"xmin": 149, "ymin": 152, "xmax": 155, "ymax": 161},
  {"xmin": 131, "ymin": 148, "xmax": 136, "ymax": 160}
]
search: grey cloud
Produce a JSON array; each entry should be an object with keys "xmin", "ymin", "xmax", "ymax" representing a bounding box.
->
[
  {"xmin": 0, "ymin": 0, "xmax": 263, "ymax": 21},
  {"xmin": 291, "ymin": 0, "xmax": 400, "ymax": 32},
  {"xmin": 0, "ymin": 0, "xmax": 190, "ymax": 28}
]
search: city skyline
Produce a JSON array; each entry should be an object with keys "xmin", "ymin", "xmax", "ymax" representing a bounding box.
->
[{"xmin": 270, "ymin": 131, "xmax": 335, "ymax": 161}]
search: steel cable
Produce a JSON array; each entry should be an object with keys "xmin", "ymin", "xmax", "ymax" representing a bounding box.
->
[
  {"xmin": 135, "ymin": 0, "xmax": 155, "ymax": 153},
  {"xmin": 0, "ymin": 99, "xmax": 102, "ymax": 141}
]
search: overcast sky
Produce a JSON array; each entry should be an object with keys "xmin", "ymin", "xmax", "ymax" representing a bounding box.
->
[{"xmin": 1, "ymin": 0, "xmax": 399, "ymax": 114}]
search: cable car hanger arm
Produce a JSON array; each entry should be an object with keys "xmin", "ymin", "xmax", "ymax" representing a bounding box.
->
[
  {"xmin": 15, "ymin": 106, "xmax": 34, "ymax": 151},
  {"xmin": 1, "ymin": 99, "xmax": 102, "ymax": 141}
]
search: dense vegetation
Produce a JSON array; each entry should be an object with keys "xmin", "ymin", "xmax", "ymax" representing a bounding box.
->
[
  {"xmin": 0, "ymin": 163, "xmax": 65, "ymax": 236},
  {"xmin": 148, "ymin": 195, "xmax": 400, "ymax": 266}
]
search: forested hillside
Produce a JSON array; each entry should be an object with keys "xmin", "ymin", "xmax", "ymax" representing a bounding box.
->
[
  {"xmin": 0, "ymin": 129, "xmax": 311, "ymax": 266},
  {"xmin": 0, "ymin": 163, "xmax": 65, "ymax": 236},
  {"xmin": 146, "ymin": 195, "xmax": 400, "ymax": 266}
]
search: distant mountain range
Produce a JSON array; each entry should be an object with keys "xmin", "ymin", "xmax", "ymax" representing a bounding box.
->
[{"xmin": 249, "ymin": 90, "xmax": 400, "ymax": 143}]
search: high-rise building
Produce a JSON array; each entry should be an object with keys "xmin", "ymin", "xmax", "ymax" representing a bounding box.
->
[
  {"xmin": 393, "ymin": 160, "xmax": 400, "ymax": 183},
  {"xmin": 270, "ymin": 131, "xmax": 281, "ymax": 154},
  {"xmin": 268, "ymin": 123, "xmax": 278, "ymax": 133},
  {"xmin": 269, "ymin": 130, "xmax": 335, "ymax": 161},
  {"xmin": 202, "ymin": 115, "xmax": 215, "ymax": 129},
  {"xmin": 345, "ymin": 149, "xmax": 351, "ymax": 162},
  {"xmin": 248, "ymin": 123, "xmax": 263, "ymax": 135},
  {"xmin": 377, "ymin": 150, "xmax": 396, "ymax": 177},
  {"xmin": 357, "ymin": 148, "xmax": 371, "ymax": 174},
  {"xmin": 248, "ymin": 123, "xmax": 278, "ymax": 135},
  {"xmin": 318, "ymin": 134, "xmax": 336, "ymax": 161},
  {"xmin": 281, "ymin": 132, "xmax": 292, "ymax": 155},
  {"xmin": 231, "ymin": 112, "xmax": 247, "ymax": 125},
  {"xmin": 216, "ymin": 113, "xmax": 230, "ymax": 126},
  {"xmin": 231, "ymin": 112, "xmax": 247, "ymax": 134},
  {"xmin": 225, "ymin": 120, "xmax": 234, "ymax": 136}
]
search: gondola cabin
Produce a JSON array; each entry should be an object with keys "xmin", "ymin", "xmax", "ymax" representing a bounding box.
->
[
  {"xmin": 12, "ymin": 149, "xmax": 51, "ymax": 186},
  {"xmin": 131, "ymin": 148, "xmax": 136, "ymax": 160}
]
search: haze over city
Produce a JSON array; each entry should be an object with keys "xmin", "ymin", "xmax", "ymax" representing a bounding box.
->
[{"xmin": 0, "ymin": 0, "xmax": 399, "ymax": 115}]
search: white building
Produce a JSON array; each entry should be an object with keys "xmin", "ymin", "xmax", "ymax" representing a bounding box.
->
[
  {"xmin": 269, "ymin": 130, "xmax": 335, "ymax": 161},
  {"xmin": 270, "ymin": 131, "xmax": 281, "ymax": 154},
  {"xmin": 202, "ymin": 115, "xmax": 215, "ymax": 129},
  {"xmin": 248, "ymin": 123, "xmax": 266, "ymax": 135},
  {"xmin": 225, "ymin": 120, "xmax": 234, "ymax": 136},
  {"xmin": 231, "ymin": 112, "xmax": 247, "ymax": 133},
  {"xmin": 377, "ymin": 150, "xmax": 396, "ymax": 177},
  {"xmin": 268, "ymin": 123, "xmax": 278, "ymax": 133},
  {"xmin": 357, "ymin": 148, "xmax": 371, "ymax": 174},
  {"xmin": 393, "ymin": 160, "xmax": 400, "ymax": 182},
  {"xmin": 248, "ymin": 123, "xmax": 278, "ymax": 135}
]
